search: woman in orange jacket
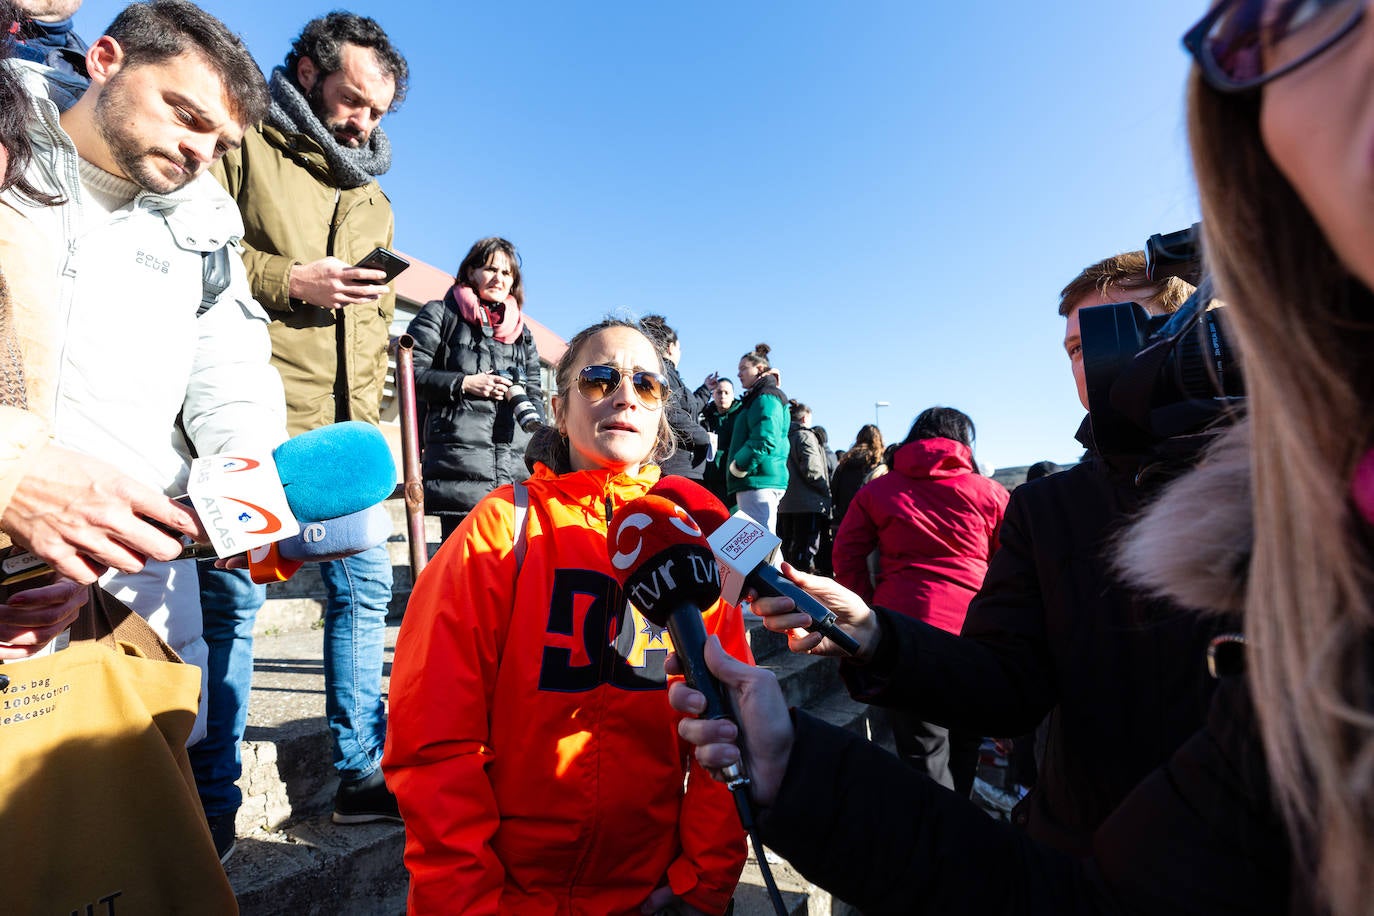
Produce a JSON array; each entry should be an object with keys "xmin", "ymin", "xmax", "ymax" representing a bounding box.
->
[{"xmin": 384, "ymin": 318, "xmax": 751, "ymax": 915}]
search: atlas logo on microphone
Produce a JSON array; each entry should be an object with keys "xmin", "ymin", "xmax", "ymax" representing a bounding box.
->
[
  {"xmin": 188, "ymin": 448, "xmax": 300, "ymax": 555},
  {"xmin": 216, "ymin": 457, "xmax": 262, "ymax": 473},
  {"xmin": 224, "ymin": 498, "xmax": 285, "ymax": 536}
]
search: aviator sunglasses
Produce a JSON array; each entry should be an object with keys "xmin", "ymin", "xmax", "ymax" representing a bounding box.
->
[
  {"xmin": 574, "ymin": 364, "xmax": 671, "ymax": 409},
  {"xmin": 1184, "ymin": 0, "xmax": 1366, "ymax": 92}
]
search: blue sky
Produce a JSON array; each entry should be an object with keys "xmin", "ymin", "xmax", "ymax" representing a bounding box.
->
[{"xmin": 79, "ymin": 0, "xmax": 1207, "ymax": 470}]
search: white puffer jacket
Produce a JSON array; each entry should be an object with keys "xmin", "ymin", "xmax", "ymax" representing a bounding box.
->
[{"xmin": 2, "ymin": 61, "xmax": 288, "ymax": 740}]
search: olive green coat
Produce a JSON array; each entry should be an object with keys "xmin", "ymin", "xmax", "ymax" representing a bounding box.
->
[{"xmin": 212, "ymin": 123, "xmax": 395, "ymax": 436}]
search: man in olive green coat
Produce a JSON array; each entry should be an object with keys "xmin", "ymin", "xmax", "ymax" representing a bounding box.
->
[{"xmin": 192, "ymin": 12, "xmax": 410, "ymax": 860}]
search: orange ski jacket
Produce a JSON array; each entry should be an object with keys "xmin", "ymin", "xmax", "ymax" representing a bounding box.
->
[{"xmin": 384, "ymin": 464, "xmax": 751, "ymax": 914}]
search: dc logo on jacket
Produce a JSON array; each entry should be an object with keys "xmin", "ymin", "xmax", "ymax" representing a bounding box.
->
[{"xmin": 537, "ymin": 569, "xmax": 673, "ymax": 692}]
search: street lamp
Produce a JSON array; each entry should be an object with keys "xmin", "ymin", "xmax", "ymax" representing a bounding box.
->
[{"xmin": 874, "ymin": 400, "xmax": 890, "ymax": 430}]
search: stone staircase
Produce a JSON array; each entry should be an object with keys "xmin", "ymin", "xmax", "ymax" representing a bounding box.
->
[{"xmin": 219, "ymin": 502, "xmax": 880, "ymax": 915}]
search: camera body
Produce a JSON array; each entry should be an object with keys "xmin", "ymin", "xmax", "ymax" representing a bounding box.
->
[
  {"xmin": 1079, "ymin": 224, "xmax": 1245, "ymax": 455},
  {"xmin": 497, "ymin": 367, "xmax": 543, "ymax": 432}
]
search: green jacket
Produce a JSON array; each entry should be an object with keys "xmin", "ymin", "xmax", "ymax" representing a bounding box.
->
[
  {"xmin": 727, "ymin": 379, "xmax": 791, "ymax": 495},
  {"xmin": 212, "ymin": 122, "xmax": 395, "ymax": 436}
]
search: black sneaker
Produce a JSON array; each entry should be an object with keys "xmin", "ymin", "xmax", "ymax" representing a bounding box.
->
[
  {"xmin": 332, "ymin": 768, "xmax": 402, "ymax": 825},
  {"xmin": 207, "ymin": 811, "xmax": 237, "ymax": 865}
]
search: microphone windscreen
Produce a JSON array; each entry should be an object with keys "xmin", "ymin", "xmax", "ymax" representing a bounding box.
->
[
  {"xmin": 606, "ymin": 494, "xmax": 721, "ymax": 627},
  {"xmin": 278, "ymin": 503, "xmax": 393, "ymax": 562},
  {"xmin": 272, "ymin": 421, "xmax": 397, "ymax": 522},
  {"xmin": 649, "ymin": 476, "xmax": 732, "ymax": 535}
]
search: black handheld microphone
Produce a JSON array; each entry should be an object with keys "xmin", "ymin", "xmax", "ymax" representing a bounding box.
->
[
  {"xmin": 606, "ymin": 493, "xmax": 746, "ymax": 787},
  {"xmin": 611, "ymin": 490, "xmax": 791, "ymax": 916}
]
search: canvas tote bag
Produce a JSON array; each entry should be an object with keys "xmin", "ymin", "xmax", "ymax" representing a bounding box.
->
[{"xmin": 0, "ymin": 587, "xmax": 238, "ymax": 914}]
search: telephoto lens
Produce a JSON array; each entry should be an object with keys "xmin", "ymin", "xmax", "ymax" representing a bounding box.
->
[{"xmin": 501, "ymin": 368, "xmax": 543, "ymax": 432}]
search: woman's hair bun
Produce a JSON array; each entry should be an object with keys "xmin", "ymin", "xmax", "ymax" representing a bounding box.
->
[{"xmin": 754, "ymin": 343, "xmax": 771, "ymax": 357}]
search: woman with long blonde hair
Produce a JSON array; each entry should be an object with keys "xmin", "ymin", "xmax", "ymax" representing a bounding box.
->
[{"xmin": 1121, "ymin": 1, "xmax": 1374, "ymax": 910}]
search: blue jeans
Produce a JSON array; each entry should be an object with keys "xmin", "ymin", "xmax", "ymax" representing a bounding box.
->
[
  {"xmin": 189, "ymin": 544, "xmax": 394, "ymax": 817},
  {"xmin": 318, "ymin": 544, "xmax": 393, "ymax": 783}
]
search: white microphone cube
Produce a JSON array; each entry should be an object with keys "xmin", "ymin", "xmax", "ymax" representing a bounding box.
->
[{"xmin": 707, "ymin": 513, "xmax": 782, "ymax": 605}]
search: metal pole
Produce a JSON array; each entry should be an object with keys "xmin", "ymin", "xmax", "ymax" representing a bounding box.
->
[
  {"xmin": 874, "ymin": 400, "xmax": 890, "ymax": 431},
  {"xmin": 392, "ymin": 334, "xmax": 428, "ymax": 577}
]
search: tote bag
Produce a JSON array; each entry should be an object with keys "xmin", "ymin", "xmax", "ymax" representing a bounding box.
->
[{"xmin": 0, "ymin": 587, "xmax": 238, "ymax": 914}]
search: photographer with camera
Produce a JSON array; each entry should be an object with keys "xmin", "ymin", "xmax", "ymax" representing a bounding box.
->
[
  {"xmin": 407, "ymin": 236, "xmax": 545, "ymax": 541},
  {"xmin": 765, "ymin": 250, "xmax": 1233, "ymax": 860}
]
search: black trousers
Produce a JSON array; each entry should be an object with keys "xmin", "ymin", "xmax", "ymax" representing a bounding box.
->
[
  {"xmin": 777, "ymin": 511, "xmax": 827, "ymax": 573},
  {"xmin": 881, "ymin": 705, "xmax": 982, "ymax": 798}
]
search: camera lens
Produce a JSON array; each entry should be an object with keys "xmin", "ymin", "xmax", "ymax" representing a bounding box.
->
[{"xmin": 504, "ymin": 378, "xmax": 542, "ymax": 432}]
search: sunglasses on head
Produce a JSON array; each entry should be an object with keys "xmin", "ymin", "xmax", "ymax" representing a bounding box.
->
[
  {"xmin": 1183, "ymin": 0, "xmax": 1364, "ymax": 92},
  {"xmin": 575, "ymin": 364, "xmax": 670, "ymax": 408}
]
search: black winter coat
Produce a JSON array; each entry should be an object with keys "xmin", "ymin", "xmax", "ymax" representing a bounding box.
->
[
  {"xmin": 407, "ymin": 290, "xmax": 544, "ymax": 517},
  {"xmin": 759, "ymin": 674, "xmax": 1290, "ymax": 915},
  {"xmin": 841, "ymin": 418, "xmax": 1236, "ymax": 856},
  {"xmin": 658, "ymin": 358, "xmax": 711, "ymax": 480}
]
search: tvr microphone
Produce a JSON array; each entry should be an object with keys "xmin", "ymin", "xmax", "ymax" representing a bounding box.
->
[
  {"xmin": 605, "ymin": 494, "xmax": 747, "ymax": 788},
  {"xmin": 650, "ymin": 476, "xmax": 862, "ymax": 657}
]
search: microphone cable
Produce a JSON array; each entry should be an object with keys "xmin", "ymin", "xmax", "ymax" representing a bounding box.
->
[{"xmin": 724, "ymin": 765, "xmax": 787, "ymax": 915}]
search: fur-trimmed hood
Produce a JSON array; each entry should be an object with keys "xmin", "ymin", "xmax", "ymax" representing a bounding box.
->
[{"xmin": 1115, "ymin": 420, "xmax": 1254, "ymax": 615}]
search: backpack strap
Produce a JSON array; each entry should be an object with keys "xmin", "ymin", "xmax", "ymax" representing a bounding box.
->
[
  {"xmin": 198, "ymin": 247, "xmax": 231, "ymax": 317},
  {"xmin": 512, "ymin": 480, "xmax": 530, "ymax": 575}
]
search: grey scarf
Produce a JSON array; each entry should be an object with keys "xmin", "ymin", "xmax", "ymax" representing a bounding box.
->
[{"xmin": 266, "ymin": 67, "xmax": 391, "ymax": 190}]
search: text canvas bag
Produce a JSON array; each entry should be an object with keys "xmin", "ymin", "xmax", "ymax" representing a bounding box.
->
[{"xmin": 0, "ymin": 587, "xmax": 238, "ymax": 915}]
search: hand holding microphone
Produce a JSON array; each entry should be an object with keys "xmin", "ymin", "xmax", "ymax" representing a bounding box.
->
[
  {"xmin": 666, "ymin": 636, "xmax": 794, "ymax": 809},
  {"xmin": 611, "ymin": 491, "xmax": 805, "ymax": 915},
  {"xmin": 1, "ymin": 443, "xmax": 202, "ymax": 584},
  {"xmin": 0, "ymin": 421, "xmax": 399, "ymax": 594},
  {"xmin": 752, "ymin": 564, "xmax": 883, "ymax": 661}
]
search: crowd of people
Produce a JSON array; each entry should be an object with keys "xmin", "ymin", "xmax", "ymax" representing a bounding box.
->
[{"xmin": 2, "ymin": 0, "xmax": 1374, "ymax": 915}]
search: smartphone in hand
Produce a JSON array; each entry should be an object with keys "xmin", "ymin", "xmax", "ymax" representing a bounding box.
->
[
  {"xmin": 0, "ymin": 546, "xmax": 56, "ymax": 603},
  {"xmin": 354, "ymin": 247, "xmax": 411, "ymax": 283}
]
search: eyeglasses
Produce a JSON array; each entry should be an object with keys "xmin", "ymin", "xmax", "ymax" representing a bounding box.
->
[
  {"xmin": 574, "ymin": 364, "xmax": 670, "ymax": 409},
  {"xmin": 1184, "ymin": 0, "xmax": 1365, "ymax": 92}
]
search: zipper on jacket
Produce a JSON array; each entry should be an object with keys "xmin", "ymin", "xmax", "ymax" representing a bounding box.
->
[
  {"xmin": 604, "ymin": 495, "xmax": 613, "ymax": 525},
  {"xmin": 30, "ymin": 87, "xmax": 85, "ymax": 427},
  {"xmin": 323, "ymin": 187, "xmax": 343, "ymax": 263}
]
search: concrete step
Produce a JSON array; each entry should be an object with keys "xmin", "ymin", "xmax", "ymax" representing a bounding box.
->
[
  {"xmin": 230, "ymin": 816, "xmax": 405, "ymax": 916},
  {"xmin": 761, "ymin": 642, "xmax": 845, "ymax": 711},
  {"xmin": 734, "ymin": 848, "xmax": 813, "ymax": 915},
  {"xmin": 223, "ymin": 623, "xmax": 403, "ymax": 914}
]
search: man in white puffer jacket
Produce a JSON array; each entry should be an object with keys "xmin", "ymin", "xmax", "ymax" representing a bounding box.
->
[{"xmin": 0, "ymin": 0, "xmax": 287, "ymax": 743}]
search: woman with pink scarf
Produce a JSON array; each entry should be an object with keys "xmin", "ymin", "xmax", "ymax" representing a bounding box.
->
[{"xmin": 406, "ymin": 237, "xmax": 545, "ymax": 540}]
